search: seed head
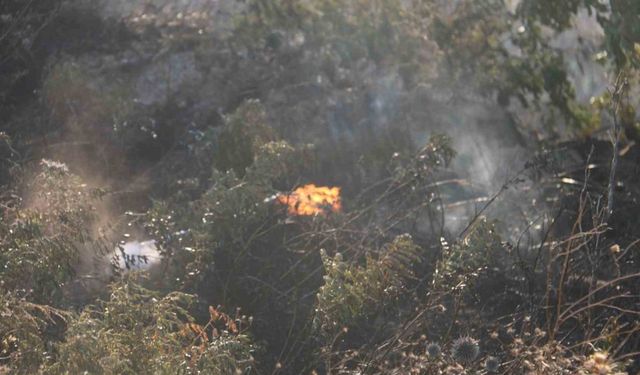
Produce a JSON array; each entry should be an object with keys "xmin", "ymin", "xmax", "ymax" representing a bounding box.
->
[
  {"xmin": 426, "ymin": 342, "xmax": 441, "ymax": 358},
  {"xmin": 484, "ymin": 356, "xmax": 500, "ymax": 373},
  {"xmin": 451, "ymin": 336, "xmax": 479, "ymax": 364}
]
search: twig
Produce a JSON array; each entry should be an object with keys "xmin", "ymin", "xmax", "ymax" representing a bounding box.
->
[
  {"xmin": 457, "ymin": 168, "xmax": 525, "ymax": 239},
  {"xmin": 606, "ymin": 72, "xmax": 627, "ymax": 219}
]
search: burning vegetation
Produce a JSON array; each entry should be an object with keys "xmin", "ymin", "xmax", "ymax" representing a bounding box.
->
[
  {"xmin": 277, "ymin": 184, "xmax": 342, "ymax": 216},
  {"xmin": 1, "ymin": 0, "xmax": 640, "ymax": 374}
]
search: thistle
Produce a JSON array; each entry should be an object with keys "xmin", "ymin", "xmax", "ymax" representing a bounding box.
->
[
  {"xmin": 484, "ymin": 356, "xmax": 500, "ymax": 373},
  {"xmin": 426, "ymin": 342, "xmax": 441, "ymax": 358},
  {"xmin": 451, "ymin": 336, "xmax": 479, "ymax": 364}
]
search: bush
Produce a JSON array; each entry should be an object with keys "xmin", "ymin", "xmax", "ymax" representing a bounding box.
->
[
  {"xmin": 315, "ymin": 234, "xmax": 422, "ymax": 339},
  {"xmin": 2, "ymin": 0, "xmax": 640, "ymax": 373},
  {"xmin": 45, "ymin": 277, "xmax": 257, "ymax": 375}
]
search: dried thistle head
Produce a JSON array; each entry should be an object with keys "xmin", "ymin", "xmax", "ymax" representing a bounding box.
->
[
  {"xmin": 426, "ymin": 342, "xmax": 441, "ymax": 358},
  {"xmin": 484, "ymin": 356, "xmax": 500, "ymax": 373},
  {"xmin": 451, "ymin": 336, "xmax": 479, "ymax": 364},
  {"xmin": 581, "ymin": 351, "xmax": 627, "ymax": 375}
]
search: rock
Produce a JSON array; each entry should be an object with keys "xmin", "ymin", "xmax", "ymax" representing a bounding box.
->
[{"xmin": 135, "ymin": 51, "xmax": 203, "ymax": 106}]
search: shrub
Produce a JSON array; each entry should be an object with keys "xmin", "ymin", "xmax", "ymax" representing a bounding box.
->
[
  {"xmin": 0, "ymin": 160, "xmax": 103, "ymax": 305},
  {"xmin": 45, "ymin": 277, "xmax": 257, "ymax": 375},
  {"xmin": 0, "ymin": 293, "xmax": 68, "ymax": 374},
  {"xmin": 314, "ymin": 234, "xmax": 422, "ymax": 340}
]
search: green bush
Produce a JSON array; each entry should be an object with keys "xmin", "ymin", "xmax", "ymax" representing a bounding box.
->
[
  {"xmin": 0, "ymin": 293, "xmax": 68, "ymax": 374},
  {"xmin": 315, "ymin": 234, "xmax": 422, "ymax": 338},
  {"xmin": 45, "ymin": 277, "xmax": 256, "ymax": 375},
  {"xmin": 0, "ymin": 160, "xmax": 102, "ymax": 305}
]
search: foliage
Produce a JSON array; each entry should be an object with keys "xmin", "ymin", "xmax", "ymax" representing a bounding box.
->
[
  {"xmin": 315, "ymin": 234, "xmax": 422, "ymax": 338},
  {"xmin": 0, "ymin": 293, "xmax": 68, "ymax": 374},
  {"xmin": 432, "ymin": 219, "xmax": 505, "ymax": 293},
  {"xmin": 1, "ymin": 0, "xmax": 640, "ymax": 373},
  {"xmin": 45, "ymin": 277, "xmax": 256, "ymax": 375},
  {"xmin": 0, "ymin": 0, "xmax": 61, "ymax": 113},
  {"xmin": 519, "ymin": 0, "xmax": 640, "ymax": 69},
  {"xmin": 42, "ymin": 60, "xmax": 132, "ymax": 132},
  {"xmin": 236, "ymin": 0, "xmax": 436, "ymax": 77},
  {"xmin": 213, "ymin": 100, "xmax": 277, "ymax": 176},
  {"xmin": 0, "ymin": 160, "xmax": 102, "ymax": 305},
  {"xmin": 0, "ymin": 160, "xmax": 104, "ymax": 372}
]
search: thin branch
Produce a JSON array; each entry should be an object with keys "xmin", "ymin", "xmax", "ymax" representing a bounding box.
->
[{"xmin": 606, "ymin": 72, "xmax": 627, "ymax": 219}]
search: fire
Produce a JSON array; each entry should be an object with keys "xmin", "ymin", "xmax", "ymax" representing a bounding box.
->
[{"xmin": 277, "ymin": 184, "xmax": 342, "ymax": 216}]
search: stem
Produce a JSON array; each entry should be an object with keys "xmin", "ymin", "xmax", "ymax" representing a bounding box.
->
[{"xmin": 606, "ymin": 73, "xmax": 626, "ymax": 219}]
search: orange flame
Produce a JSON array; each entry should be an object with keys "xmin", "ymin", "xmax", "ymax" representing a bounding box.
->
[{"xmin": 277, "ymin": 184, "xmax": 342, "ymax": 216}]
